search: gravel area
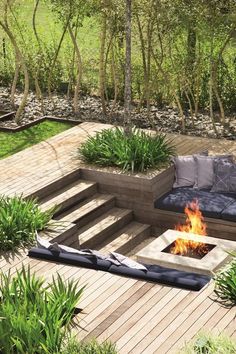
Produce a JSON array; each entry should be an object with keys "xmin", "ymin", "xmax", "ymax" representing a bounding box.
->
[{"xmin": 0, "ymin": 88, "xmax": 235, "ymax": 140}]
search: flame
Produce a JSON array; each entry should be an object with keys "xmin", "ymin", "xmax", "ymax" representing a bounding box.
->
[{"xmin": 171, "ymin": 199, "xmax": 208, "ymax": 256}]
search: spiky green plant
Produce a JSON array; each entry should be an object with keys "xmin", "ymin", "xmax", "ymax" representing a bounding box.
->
[
  {"xmin": 0, "ymin": 266, "xmax": 85, "ymax": 353},
  {"xmin": 214, "ymin": 252, "xmax": 236, "ymax": 306},
  {"xmin": 79, "ymin": 127, "xmax": 175, "ymax": 172},
  {"xmin": 62, "ymin": 338, "xmax": 118, "ymax": 354},
  {"xmin": 180, "ymin": 331, "xmax": 236, "ymax": 353},
  {"xmin": 0, "ymin": 195, "xmax": 56, "ymax": 252}
]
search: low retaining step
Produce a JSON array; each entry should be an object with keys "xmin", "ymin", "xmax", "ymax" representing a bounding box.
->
[
  {"xmin": 98, "ymin": 221, "xmax": 151, "ymax": 255},
  {"xmin": 57, "ymin": 193, "xmax": 116, "ymax": 228},
  {"xmin": 77, "ymin": 207, "xmax": 133, "ymax": 249},
  {"xmin": 39, "ymin": 179, "xmax": 97, "ymax": 216}
]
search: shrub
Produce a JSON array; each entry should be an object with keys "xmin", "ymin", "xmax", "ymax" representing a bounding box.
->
[
  {"xmin": 79, "ymin": 127, "xmax": 175, "ymax": 173},
  {"xmin": 62, "ymin": 338, "xmax": 118, "ymax": 354},
  {"xmin": 0, "ymin": 195, "xmax": 56, "ymax": 252},
  {"xmin": 214, "ymin": 252, "xmax": 236, "ymax": 306},
  {"xmin": 180, "ymin": 331, "xmax": 236, "ymax": 353},
  {"xmin": 0, "ymin": 266, "xmax": 85, "ymax": 353}
]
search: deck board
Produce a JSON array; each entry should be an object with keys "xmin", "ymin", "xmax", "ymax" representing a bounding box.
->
[{"xmin": 0, "ymin": 122, "xmax": 236, "ymax": 353}]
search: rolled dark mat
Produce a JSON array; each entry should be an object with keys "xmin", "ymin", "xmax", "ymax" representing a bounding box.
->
[
  {"xmin": 28, "ymin": 247, "xmax": 211, "ymax": 291},
  {"xmin": 108, "ymin": 264, "xmax": 210, "ymax": 291},
  {"xmin": 28, "ymin": 247, "xmax": 112, "ymax": 272}
]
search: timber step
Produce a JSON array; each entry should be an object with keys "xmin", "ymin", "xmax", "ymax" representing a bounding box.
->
[
  {"xmin": 98, "ymin": 221, "xmax": 151, "ymax": 255},
  {"xmin": 39, "ymin": 179, "xmax": 97, "ymax": 216},
  {"xmin": 57, "ymin": 193, "xmax": 116, "ymax": 228},
  {"xmin": 75, "ymin": 207, "xmax": 133, "ymax": 249}
]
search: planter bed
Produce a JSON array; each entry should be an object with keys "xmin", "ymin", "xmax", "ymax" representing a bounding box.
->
[{"xmin": 0, "ymin": 115, "xmax": 80, "ymax": 132}]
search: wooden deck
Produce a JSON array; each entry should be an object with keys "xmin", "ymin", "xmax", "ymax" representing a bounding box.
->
[{"xmin": 1, "ymin": 122, "xmax": 236, "ymax": 353}]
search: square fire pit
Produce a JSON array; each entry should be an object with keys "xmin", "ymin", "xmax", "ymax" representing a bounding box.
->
[{"xmin": 137, "ymin": 229, "xmax": 236, "ymax": 276}]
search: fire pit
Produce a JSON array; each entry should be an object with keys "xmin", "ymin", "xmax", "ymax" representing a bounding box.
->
[{"xmin": 137, "ymin": 200, "xmax": 236, "ymax": 275}]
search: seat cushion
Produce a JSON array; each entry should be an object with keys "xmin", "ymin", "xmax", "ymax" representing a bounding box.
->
[
  {"xmin": 154, "ymin": 187, "xmax": 236, "ymax": 219},
  {"xmin": 221, "ymin": 201, "xmax": 236, "ymax": 222}
]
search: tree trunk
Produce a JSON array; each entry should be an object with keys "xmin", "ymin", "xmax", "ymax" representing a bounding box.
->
[
  {"xmin": 10, "ymin": 57, "xmax": 20, "ymax": 107},
  {"xmin": 0, "ymin": 20, "xmax": 29, "ymax": 124},
  {"xmin": 99, "ymin": 11, "xmax": 107, "ymax": 116},
  {"xmin": 47, "ymin": 17, "xmax": 71, "ymax": 101},
  {"xmin": 68, "ymin": 24, "xmax": 82, "ymax": 115},
  {"xmin": 124, "ymin": 0, "xmax": 132, "ymax": 131}
]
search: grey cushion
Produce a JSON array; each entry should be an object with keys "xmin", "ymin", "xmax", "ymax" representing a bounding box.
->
[
  {"xmin": 211, "ymin": 160, "xmax": 236, "ymax": 193},
  {"xmin": 173, "ymin": 151, "xmax": 208, "ymax": 188},
  {"xmin": 194, "ymin": 155, "xmax": 234, "ymax": 190},
  {"xmin": 154, "ymin": 187, "xmax": 236, "ymax": 219}
]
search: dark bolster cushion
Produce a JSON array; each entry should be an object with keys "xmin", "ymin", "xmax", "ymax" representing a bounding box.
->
[
  {"xmin": 28, "ymin": 248, "xmax": 211, "ymax": 291},
  {"xmin": 109, "ymin": 264, "xmax": 210, "ymax": 291},
  {"xmin": 221, "ymin": 201, "xmax": 236, "ymax": 222},
  {"xmin": 154, "ymin": 187, "xmax": 236, "ymax": 219},
  {"xmin": 28, "ymin": 247, "xmax": 112, "ymax": 271}
]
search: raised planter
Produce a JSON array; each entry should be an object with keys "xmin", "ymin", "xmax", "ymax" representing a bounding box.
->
[
  {"xmin": 0, "ymin": 110, "xmax": 16, "ymax": 122},
  {"xmin": 79, "ymin": 165, "xmax": 236, "ymax": 241}
]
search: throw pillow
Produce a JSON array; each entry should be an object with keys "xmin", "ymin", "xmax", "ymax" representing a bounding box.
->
[
  {"xmin": 173, "ymin": 151, "xmax": 208, "ymax": 188},
  {"xmin": 194, "ymin": 154, "xmax": 234, "ymax": 190},
  {"xmin": 211, "ymin": 160, "xmax": 236, "ymax": 193}
]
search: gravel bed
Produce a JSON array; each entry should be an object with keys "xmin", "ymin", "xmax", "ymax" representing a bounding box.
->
[{"xmin": 0, "ymin": 88, "xmax": 235, "ymax": 140}]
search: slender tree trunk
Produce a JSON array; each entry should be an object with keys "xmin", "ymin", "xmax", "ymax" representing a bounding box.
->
[
  {"xmin": 110, "ymin": 41, "xmax": 118, "ymax": 114},
  {"xmin": 10, "ymin": 57, "xmax": 20, "ymax": 106},
  {"xmin": 68, "ymin": 24, "xmax": 82, "ymax": 115},
  {"xmin": 124, "ymin": 0, "xmax": 132, "ymax": 131},
  {"xmin": 209, "ymin": 62, "xmax": 218, "ymax": 136},
  {"xmin": 99, "ymin": 11, "xmax": 107, "ymax": 116},
  {"xmin": 0, "ymin": 20, "xmax": 29, "ymax": 124},
  {"xmin": 136, "ymin": 13, "xmax": 147, "ymax": 110},
  {"xmin": 47, "ymin": 16, "xmax": 71, "ymax": 101},
  {"xmin": 151, "ymin": 46, "xmax": 185, "ymax": 132}
]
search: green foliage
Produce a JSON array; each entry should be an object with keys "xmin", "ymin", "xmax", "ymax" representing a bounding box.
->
[
  {"xmin": 0, "ymin": 120, "xmax": 72, "ymax": 159},
  {"xmin": 79, "ymin": 127, "xmax": 175, "ymax": 173},
  {"xmin": 214, "ymin": 252, "xmax": 236, "ymax": 306},
  {"xmin": 181, "ymin": 331, "xmax": 236, "ymax": 353},
  {"xmin": 0, "ymin": 195, "xmax": 55, "ymax": 252},
  {"xmin": 0, "ymin": 266, "xmax": 85, "ymax": 353},
  {"xmin": 62, "ymin": 338, "xmax": 117, "ymax": 354}
]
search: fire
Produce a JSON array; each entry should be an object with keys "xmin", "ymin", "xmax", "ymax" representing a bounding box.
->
[{"xmin": 171, "ymin": 200, "xmax": 208, "ymax": 256}]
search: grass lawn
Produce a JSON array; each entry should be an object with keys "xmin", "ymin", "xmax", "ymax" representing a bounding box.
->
[{"xmin": 0, "ymin": 120, "xmax": 73, "ymax": 159}]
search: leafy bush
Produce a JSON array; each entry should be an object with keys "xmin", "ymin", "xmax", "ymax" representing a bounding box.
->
[
  {"xmin": 79, "ymin": 127, "xmax": 175, "ymax": 172},
  {"xmin": 181, "ymin": 331, "xmax": 236, "ymax": 353},
  {"xmin": 0, "ymin": 195, "xmax": 56, "ymax": 252},
  {"xmin": 214, "ymin": 252, "xmax": 236, "ymax": 306},
  {"xmin": 0, "ymin": 266, "xmax": 85, "ymax": 353},
  {"xmin": 62, "ymin": 338, "xmax": 118, "ymax": 354}
]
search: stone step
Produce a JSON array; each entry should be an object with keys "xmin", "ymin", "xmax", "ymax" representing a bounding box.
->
[
  {"xmin": 98, "ymin": 221, "xmax": 151, "ymax": 255},
  {"xmin": 57, "ymin": 193, "xmax": 116, "ymax": 229},
  {"xmin": 77, "ymin": 207, "xmax": 133, "ymax": 249},
  {"xmin": 40, "ymin": 179, "xmax": 97, "ymax": 216}
]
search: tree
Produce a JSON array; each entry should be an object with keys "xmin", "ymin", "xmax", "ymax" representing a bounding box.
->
[{"xmin": 124, "ymin": 0, "xmax": 132, "ymax": 130}]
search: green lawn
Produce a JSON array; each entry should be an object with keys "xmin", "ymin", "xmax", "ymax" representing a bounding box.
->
[{"xmin": 0, "ymin": 120, "xmax": 73, "ymax": 159}]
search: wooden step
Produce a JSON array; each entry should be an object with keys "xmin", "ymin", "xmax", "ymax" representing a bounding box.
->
[
  {"xmin": 77, "ymin": 207, "xmax": 133, "ymax": 249},
  {"xmin": 127, "ymin": 236, "xmax": 157, "ymax": 259},
  {"xmin": 39, "ymin": 220, "xmax": 79, "ymax": 248},
  {"xmin": 98, "ymin": 221, "xmax": 151, "ymax": 255},
  {"xmin": 39, "ymin": 179, "xmax": 97, "ymax": 216},
  {"xmin": 57, "ymin": 194, "xmax": 116, "ymax": 228}
]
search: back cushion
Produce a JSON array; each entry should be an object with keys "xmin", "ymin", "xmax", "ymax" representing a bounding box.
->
[
  {"xmin": 211, "ymin": 160, "xmax": 236, "ymax": 193},
  {"xmin": 194, "ymin": 155, "xmax": 234, "ymax": 190}
]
